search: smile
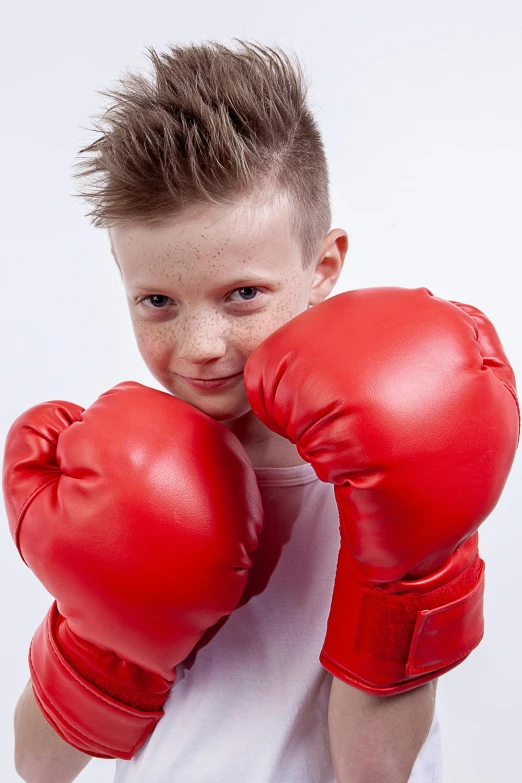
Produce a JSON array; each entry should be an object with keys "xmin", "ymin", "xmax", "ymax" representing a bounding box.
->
[{"xmin": 178, "ymin": 372, "xmax": 244, "ymax": 391}]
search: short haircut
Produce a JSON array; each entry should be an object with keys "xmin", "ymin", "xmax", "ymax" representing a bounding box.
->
[{"xmin": 75, "ymin": 39, "xmax": 331, "ymax": 267}]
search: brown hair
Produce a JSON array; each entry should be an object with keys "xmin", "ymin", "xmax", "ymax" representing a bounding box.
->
[{"xmin": 75, "ymin": 39, "xmax": 331, "ymax": 267}]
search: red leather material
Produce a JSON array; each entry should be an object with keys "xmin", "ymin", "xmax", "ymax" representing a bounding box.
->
[
  {"xmin": 319, "ymin": 537, "xmax": 485, "ymax": 694},
  {"xmin": 406, "ymin": 558, "xmax": 485, "ymax": 676},
  {"xmin": 3, "ymin": 381, "xmax": 263, "ymax": 757},
  {"xmin": 244, "ymin": 287, "xmax": 519, "ymax": 693},
  {"xmin": 29, "ymin": 603, "xmax": 164, "ymax": 758}
]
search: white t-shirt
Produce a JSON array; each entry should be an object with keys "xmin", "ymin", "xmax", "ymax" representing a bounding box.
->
[{"xmin": 114, "ymin": 463, "xmax": 442, "ymax": 783}]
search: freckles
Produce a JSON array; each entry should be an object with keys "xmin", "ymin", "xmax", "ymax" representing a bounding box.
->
[{"xmin": 134, "ymin": 322, "xmax": 174, "ymax": 357}]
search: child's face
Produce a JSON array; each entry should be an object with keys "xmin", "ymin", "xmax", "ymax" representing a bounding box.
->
[{"xmin": 111, "ymin": 196, "xmax": 338, "ymax": 422}]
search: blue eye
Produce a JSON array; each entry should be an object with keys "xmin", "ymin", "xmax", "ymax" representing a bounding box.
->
[
  {"xmin": 143, "ymin": 295, "xmax": 171, "ymax": 309},
  {"xmin": 234, "ymin": 287, "xmax": 258, "ymax": 301},
  {"xmin": 139, "ymin": 287, "xmax": 263, "ymax": 312}
]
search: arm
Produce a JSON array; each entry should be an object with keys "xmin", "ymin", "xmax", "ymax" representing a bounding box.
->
[
  {"xmin": 14, "ymin": 680, "xmax": 91, "ymax": 783},
  {"xmin": 328, "ymin": 677, "xmax": 437, "ymax": 783},
  {"xmin": 3, "ymin": 382, "xmax": 262, "ymax": 759},
  {"xmin": 245, "ymin": 288, "xmax": 519, "ymax": 694}
]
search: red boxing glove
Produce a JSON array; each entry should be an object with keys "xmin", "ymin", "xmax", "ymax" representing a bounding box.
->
[
  {"xmin": 3, "ymin": 382, "xmax": 263, "ymax": 758},
  {"xmin": 244, "ymin": 287, "xmax": 519, "ymax": 695}
]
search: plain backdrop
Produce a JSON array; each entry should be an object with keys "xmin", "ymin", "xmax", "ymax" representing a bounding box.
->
[{"xmin": 1, "ymin": 1, "xmax": 520, "ymax": 781}]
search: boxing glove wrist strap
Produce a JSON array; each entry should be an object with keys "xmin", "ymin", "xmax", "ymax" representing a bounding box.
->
[
  {"xmin": 320, "ymin": 550, "xmax": 485, "ymax": 695},
  {"xmin": 29, "ymin": 603, "xmax": 170, "ymax": 759}
]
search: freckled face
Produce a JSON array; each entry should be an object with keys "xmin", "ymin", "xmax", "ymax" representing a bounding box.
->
[{"xmin": 111, "ymin": 198, "xmax": 316, "ymax": 421}]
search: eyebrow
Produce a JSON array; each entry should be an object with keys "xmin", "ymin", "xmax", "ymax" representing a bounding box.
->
[{"xmin": 130, "ymin": 273, "xmax": 280, "ymax": 293}]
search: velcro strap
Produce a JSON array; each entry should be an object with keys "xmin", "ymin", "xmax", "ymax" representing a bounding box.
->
[
  {"xmin": 29, "ymin": 603, "xmax": 165, "ymax": 759},
  {"xmin": 354, "ymin": 556, "xmax": 485, "ymax": 676},
  {"xmin": 407, "ymin": 558, "xmax": 485, "ymax": 675}
]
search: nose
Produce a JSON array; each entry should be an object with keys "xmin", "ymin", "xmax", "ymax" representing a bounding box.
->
[{"xmin": 176, "ymin": 311, "xmax": 228, "ymax": 364}]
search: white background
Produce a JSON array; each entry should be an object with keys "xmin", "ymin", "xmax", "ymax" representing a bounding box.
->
[{"xmin": 1, "ymin": 1, "xmax": 521, "ymax": 781}]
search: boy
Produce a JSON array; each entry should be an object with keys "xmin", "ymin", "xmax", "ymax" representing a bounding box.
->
[{"xmin": 6, "ymin": 40, "xmax": 518, "ymax": 783}]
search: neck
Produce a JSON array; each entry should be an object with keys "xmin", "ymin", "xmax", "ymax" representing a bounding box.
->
[{"xmin": 222, "ymin": 410, "xmax": 307, "ymax": 469}]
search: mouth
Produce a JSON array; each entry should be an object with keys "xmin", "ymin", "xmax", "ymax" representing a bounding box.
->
[{"xmin": 178, "ymin": 371, "xmax": 244, "ymax": 391}]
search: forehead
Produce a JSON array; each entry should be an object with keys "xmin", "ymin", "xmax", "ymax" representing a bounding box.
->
[{"xmin": 110, "ymin": 195, "xmax": 301, "ymax": 279}]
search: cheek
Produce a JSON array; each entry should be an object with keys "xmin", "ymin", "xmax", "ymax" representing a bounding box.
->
[
  {"xmin": 131, "ymin": 319, "xmax": 174, "ymax": 368},
  {"xmin": 233, "ymin": 294, "xmax": 308, "ymax": 353}
]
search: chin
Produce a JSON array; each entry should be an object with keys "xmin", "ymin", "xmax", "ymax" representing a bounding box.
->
[
  {"xmin": 201, "ymin": 400, "xmax": 252, "ymax": 423},
  {"xmin": 172, "ymin": 387, "xmax": 251, "ymax": 423}
]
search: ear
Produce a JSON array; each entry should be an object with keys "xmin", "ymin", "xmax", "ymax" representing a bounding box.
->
[{"xmin": 308, "ymin": 229, "xmax": 348, "ymax": 306}]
